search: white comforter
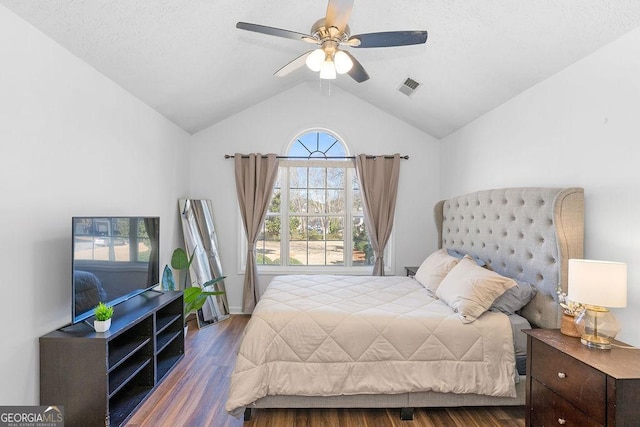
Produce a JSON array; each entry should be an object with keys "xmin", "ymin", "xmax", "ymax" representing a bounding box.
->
[{"xmin": 226, "ymin": 275, "xmax": 516, "ymax": 417}]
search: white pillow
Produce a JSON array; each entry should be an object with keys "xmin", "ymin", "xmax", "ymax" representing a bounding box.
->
[
  {"xmin": 436, "ymin": 256, "xmax": 517, "ymax": 323},
  {"xmin": 414, "ymin": 248, "xmax": 460, "ymax": 292}
]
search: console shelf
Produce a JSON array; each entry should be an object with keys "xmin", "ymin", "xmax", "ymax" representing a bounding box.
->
[{"xmin": 40, "ymin": 290, "xmax": 184, "ymax": 427}]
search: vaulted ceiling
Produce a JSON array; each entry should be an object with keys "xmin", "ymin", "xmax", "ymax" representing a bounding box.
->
[{"xmin": 3, "ymin": 1, "xmax": 640, "ymax": 138}]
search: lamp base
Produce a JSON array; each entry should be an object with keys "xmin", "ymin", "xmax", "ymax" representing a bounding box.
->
[
  {"xmin": 574, "ymin": 306, "xmax": 621, "ymax": 351},
  {"xmin": 580, "ymin": 334, "xmax": 612, "ymax": 350}
]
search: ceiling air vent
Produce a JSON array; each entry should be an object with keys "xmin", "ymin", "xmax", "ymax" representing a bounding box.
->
[{"xmin": 398, "ymin": 77, "xmax": 421, "ymax": 97}]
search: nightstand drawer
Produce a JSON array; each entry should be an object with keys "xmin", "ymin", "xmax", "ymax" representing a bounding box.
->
[
  {"xmin": 531, "ymin": 379, "xmax": 603, "ymax": 427},
  {"xmin": 531, "ymin": 338, "xmax": 606, "ymax": 423}
]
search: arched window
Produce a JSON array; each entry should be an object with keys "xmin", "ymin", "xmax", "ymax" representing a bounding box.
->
[{"xmin": 248, "ymin": 130, "xmax": 391, "ymax": 272}]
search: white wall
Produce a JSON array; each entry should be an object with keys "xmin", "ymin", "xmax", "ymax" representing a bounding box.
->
[
  {"xmin": 190, "ymin": 82, "xmax": 440, "ymax": 312},
  {"xmin": 440, "ymin": 27, "xmax": 640, "ymax": 345},
  {"xmin": 0, "ymin": 7, "xmax": 191, "ymax": 405}
]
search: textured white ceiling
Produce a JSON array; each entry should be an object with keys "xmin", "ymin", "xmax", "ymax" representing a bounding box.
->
[{"xmin": 3, "ymin": 0, "xmax": 640, "ymax": 138}]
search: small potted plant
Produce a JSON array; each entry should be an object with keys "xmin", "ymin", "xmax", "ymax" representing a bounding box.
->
[{"xmin": 94, "ymin": 302, "xmax": 114, "ymax": 332}]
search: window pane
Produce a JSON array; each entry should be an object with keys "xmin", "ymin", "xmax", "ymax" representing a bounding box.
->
[
  {"xmin": 308, "ymin": 167, "xmax": 325, "ymax": 188},
  {"xmin": 269, "ymin": 190, "xmax": 281, "ymax": 213},
  {"xmin": 352, "ymin": 217, "xmax": 373, "ymax": 266},
  {"xmin": 290, "ymin": 189, "xmax": 307, "ymax": 213},
  {"xmin": 257, "ymin": 216, "xmax": 282, "ymax": 265},
  {"xmin": 288, "ymin": 216, "xmax": 306, "ymax": 265},
  {"xmin": 289, "ymin": 216, "xmax": 306, "ymax": 241},
  {"xmin": 288, "ymin": 244, "xmax": 307, "ymax": 265},
  {"xmin": 290, "ymin": 131, "xmax": 347, "ymax": 159},
  {"xmin": 352, "ymin": 175, "xmax": 363, "ymax": 214},
  {"xmin": 307, "ymin": 217, "xmax": 325, "ymax": 240},
  {"xmin": 323, "ymin": 136, "xmax": 346, "ymax": 157},
  {"xmin": 289, "ymin": 216, "xmax": 307, "ymax": 265},
  {"xmin": 327, "ymin": 217, "xmax": 343, "ymax": 240},
  {"xmin": 327, "ymin": 189, "xmax": 344, "ymax": 213},
  {"xmin": 327, "ymin": 217, "xmax": 345, "ymax": 265},
  {"xmin": 308, "ymin": 189, "xmax": 325, "ymax": 213},
  {"xmin": 289, "ymin": 167, "xmax": 307, "ymax": 188},
  {"xmin": 327, "ymin": 167, "xmax": 345, "ymax": 188},
  {"xmin": 264, "ymin": 215, "xmax": 281, "ymax": 241},
  {"xmin": 307, "ymin": 240, "xmax": 326, "ymax": 265}
]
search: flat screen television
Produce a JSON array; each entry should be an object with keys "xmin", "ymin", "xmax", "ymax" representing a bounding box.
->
[{"xmin": 72, "ymin": 216, "xmax": 160, "ymax": 324}]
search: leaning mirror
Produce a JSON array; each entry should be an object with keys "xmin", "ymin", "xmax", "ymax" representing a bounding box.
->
[{"xmin": 179, "ymin": 199, "xmax": 230, "ymax": 327}]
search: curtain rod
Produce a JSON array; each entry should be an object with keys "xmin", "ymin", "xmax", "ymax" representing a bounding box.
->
[{"xmin": 224, "ymin": 154, "xmax": 409, "ymax": 160}]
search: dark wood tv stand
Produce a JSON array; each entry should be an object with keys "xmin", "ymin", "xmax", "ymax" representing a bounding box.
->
[{"xmin": 40, "ymin": 290, "xmax": 184, "ymax": 427}]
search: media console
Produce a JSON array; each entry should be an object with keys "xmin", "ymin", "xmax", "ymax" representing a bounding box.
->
[{"xmin": 40, "ymin": 290, "xmax": 184, "ymax": 427}]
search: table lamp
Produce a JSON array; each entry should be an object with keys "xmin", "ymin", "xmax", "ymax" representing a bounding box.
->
[{"xmin": 568, "ymin": 259, "xmax": 627, "ymax": 349}]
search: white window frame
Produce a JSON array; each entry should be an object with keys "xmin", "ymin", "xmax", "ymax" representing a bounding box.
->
[{"xmin": 237, "ymin": 130, "xmax": 394, "ymax": 275}]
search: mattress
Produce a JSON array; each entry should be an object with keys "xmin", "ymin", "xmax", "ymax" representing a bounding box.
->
[{"xmin": 226, "ymin": 274, "xmax": 517, "ymax": 417}]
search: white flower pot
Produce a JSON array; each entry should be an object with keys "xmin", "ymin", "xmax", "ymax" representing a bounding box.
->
[{"xmin": 94, "ymin": 318, "xmax": 111, "ymax": 332}]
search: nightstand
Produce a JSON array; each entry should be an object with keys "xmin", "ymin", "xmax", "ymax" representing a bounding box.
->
[
  {"xmin": 525, "ymin": 329, "xmax": 640, "ymax": 426},
  {"xmin": 404, "ymin": 266, "xmax": 418, "ymax": 277}
]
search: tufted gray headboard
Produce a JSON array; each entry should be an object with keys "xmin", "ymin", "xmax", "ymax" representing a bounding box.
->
[{"xmin": 434, "ymin": 187, "xmax": 584, "ymax": 329}]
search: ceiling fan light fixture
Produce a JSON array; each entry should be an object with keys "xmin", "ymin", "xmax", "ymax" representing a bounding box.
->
[
  {"xmin": 334, "ymin": 50, "xmax": 353, "ymax": 74},
  {"xmin": 306, "ymin": 48, "xmax": 325, "ymax": 72},
  {"xmin": 319, "ymin": 59, "xmax": 337, "ymax": 79}
]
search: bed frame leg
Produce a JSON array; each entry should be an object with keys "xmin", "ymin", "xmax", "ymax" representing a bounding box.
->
[
  {"xmin": 244, "ymin": 407, "xmax": 253, "ymax": 421},
  {"xmin": 400, "ymin": 407, "xmax": 414, "ymax": 420}
]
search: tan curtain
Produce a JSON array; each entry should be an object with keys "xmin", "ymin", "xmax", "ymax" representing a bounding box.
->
[
  {"xmin": 234, "ymin": 153, "xmax": 279, "ymax": 312},
  {"xmin": 355, "ymin": 154, "xmax": 401, "ymax": 275}
]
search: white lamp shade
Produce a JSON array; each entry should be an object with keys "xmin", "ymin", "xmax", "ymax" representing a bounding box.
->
[
  {"xmin": 305, "ymin": 49, "xmax": 325, "ymax": 72},
  {"xmin": 568, "ymin": 259, "xmax": 627, "ymax": 308},
  {"xmin": 334, "ymin": 50, "xmax": 353, "ymax": 74},
  {"xmin": 319, "ymin": 60, "xmax": 337, "ymax": 79}
]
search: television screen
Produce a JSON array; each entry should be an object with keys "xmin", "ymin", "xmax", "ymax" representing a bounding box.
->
[{"xmin": 72, "ymin": 217, "xmax": 160, "ymax": 324}]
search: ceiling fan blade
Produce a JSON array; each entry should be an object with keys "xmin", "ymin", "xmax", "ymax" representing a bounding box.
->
[
  {"xmin": 325, "ymin": 0, "xmax": 354, "ymax": 33},
  {"xmin": 343, "ymin": 51, "xmax": 369, "ymax": 83},
  {"xmin": 236, "ymin": 22, "xmax": 314, "ymax": 42},
  {"xmin": 274, "ymin": 51, "xmax": 313, "ymax": 77},
  {"xmin": 349, "ymin": 31, "xmax": 428, "ymax": 48}
]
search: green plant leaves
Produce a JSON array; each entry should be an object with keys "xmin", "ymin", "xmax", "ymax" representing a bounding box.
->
[
  {"xmin": 171, "ymin": 247, "xmax": 193, "ymax": 270},
  {"xmin": 167, "ymin": 247, "xmax": 226, "ymax": 320},
  {"xmin": 94, "ymin": 302, "xmax": 114, "ymax": 321},
  {"xmin": 183, "ymin": 280, "xmax": 225, "ymax": 317}
]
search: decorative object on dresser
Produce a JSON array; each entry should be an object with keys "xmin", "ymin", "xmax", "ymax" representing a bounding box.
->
[
  {"xmin": 525, "ymin": 329, "xmax": 640, "ymax": 426},
  {"xmin": 557, "ymin": 286, "xmax": 583, "ymax": 337},
  {"xmin": 568, "ymin": 259, "xmax": 627, "ymax": 349}
]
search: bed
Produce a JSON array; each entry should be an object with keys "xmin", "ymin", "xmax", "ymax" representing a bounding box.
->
[{"xmin": 226, "ymin": 187, "xmax": 584, "ymax": 419}]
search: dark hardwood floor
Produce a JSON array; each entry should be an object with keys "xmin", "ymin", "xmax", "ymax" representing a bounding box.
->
[{"xmin": 128, "ymin": 315, "xmax": 525, "ymax": 427}]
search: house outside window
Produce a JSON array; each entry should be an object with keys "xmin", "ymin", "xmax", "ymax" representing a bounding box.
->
[{"xmin": 239, "ymin": 129, "xmax": 392, "ymax": 274}]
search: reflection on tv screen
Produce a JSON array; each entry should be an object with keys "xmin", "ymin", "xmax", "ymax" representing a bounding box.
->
[{"xmin": 72, "ymin": 217, "xmax": 159, "ymax": 323}]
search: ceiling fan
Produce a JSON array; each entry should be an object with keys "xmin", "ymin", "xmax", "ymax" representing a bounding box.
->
[{"xmin": 236, "ymin": 0, "xmax": 428, "ymax": 83}]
